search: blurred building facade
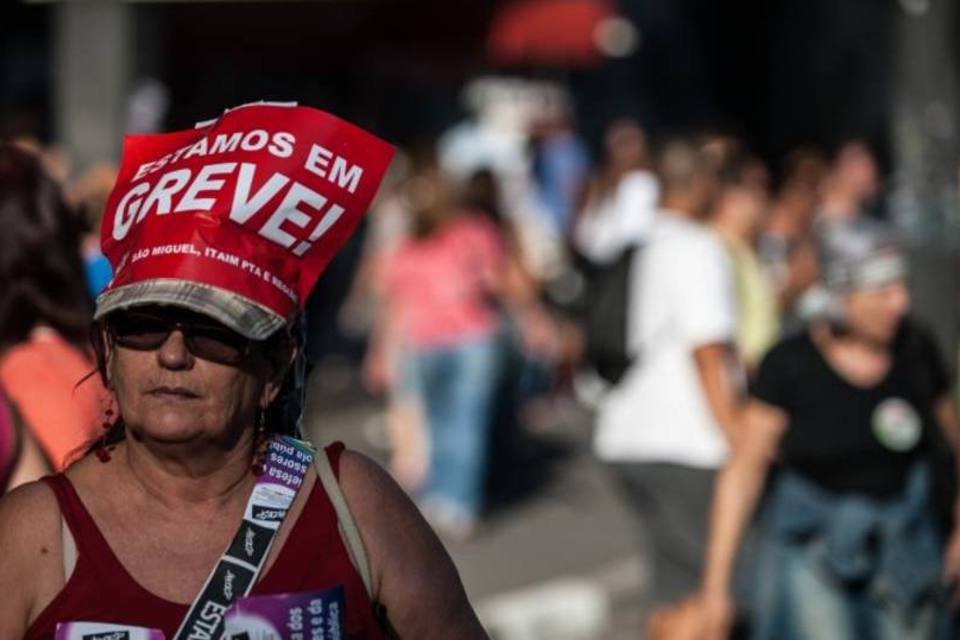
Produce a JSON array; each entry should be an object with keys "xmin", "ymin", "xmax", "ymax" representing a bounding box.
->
[{"xmin": 3, "ymin": 0, "xmax": 958, "ymax": 371}]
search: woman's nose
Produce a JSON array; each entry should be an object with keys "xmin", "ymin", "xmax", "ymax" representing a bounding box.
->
[{"xmin": 156, "ymin": 330, "xmax": 193, "ymax": 369}]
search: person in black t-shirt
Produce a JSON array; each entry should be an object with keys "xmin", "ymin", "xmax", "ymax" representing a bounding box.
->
[{"xmin": 696, "ymin": 218, "xmax": 960, "ymax": 639}]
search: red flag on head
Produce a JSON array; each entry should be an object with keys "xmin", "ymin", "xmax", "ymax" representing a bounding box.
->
[{"xmin": 96, "ymin": 103, "xmax": 395, "ymax": 339}]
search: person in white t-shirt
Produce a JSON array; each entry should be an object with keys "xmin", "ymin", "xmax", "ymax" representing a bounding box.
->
[
  {"xmin": 574, "ymin": 119, "xmax": 659, "ymax": 265},
  {"xmin": 594, "ymin": 138, "xmax": 742, "ymax": 625}
]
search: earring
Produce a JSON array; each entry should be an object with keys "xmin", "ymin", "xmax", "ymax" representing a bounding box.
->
[
  {"xmin": 250, "ymin": 408, "xmax": 268, "ymax": 475},
  {"xmin": 95, "ymin": 406, "xmax": 115, "ymax": 463}
]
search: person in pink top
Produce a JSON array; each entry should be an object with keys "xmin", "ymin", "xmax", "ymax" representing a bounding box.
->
[
  {"xmin": 369, "ymin": 172, "xmax": 554, "ymax": 536},
  {"xmin": 385, "ymin": 206, "xmax": 504, "ymax": 350}
]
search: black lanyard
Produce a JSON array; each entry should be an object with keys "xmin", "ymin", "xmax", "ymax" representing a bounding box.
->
[{"xmin": 172, "ymin": 435, "xmax": 314, "ymax": 640}]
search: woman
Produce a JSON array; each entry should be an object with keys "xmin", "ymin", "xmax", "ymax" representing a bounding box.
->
[
  {"xmin": 369, "ymin": 171, "xmax": 508, "ymax": 538},
  {"xmin": 368, "ymin": 166, "xmax": 557, "ymax": 537},
  {"xmin": 697, "ymin": 218, "xmax": 960, "ymax": 639},
  {"xmin": 0, "ymin": 143, "xmax": 110, "ymax": 470},
  {"xmin": 0, "ymin": 107, "xmax": 488, "ymax": 639}
]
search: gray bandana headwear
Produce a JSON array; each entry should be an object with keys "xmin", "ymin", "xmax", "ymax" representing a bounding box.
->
[{"xmin": 816, "ymin": 218, "xmax": 908, "ymax": 293}]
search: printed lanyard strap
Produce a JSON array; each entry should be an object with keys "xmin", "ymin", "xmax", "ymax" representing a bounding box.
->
[{"xmin": 172, "ymin": 435, "xmax": 315, "ymax": 640}]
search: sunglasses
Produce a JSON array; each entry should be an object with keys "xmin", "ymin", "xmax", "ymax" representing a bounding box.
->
[{"xmin": 106, "ymin": 309, "xmax": 253, "ymax": 366}]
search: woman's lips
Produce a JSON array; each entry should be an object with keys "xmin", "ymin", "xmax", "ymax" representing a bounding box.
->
[{"xmin": 147, "ymin": 386, "xmax": 201, "ymax": 399}]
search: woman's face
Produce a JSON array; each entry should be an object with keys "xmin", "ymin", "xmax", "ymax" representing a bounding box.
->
[
  {"xmin": 842, "ymin": 279, "xmax": 910, "ymax": 345},
  {"xmin": 106, "ymin": 307, "xmax": 286, "ymax": 447}
]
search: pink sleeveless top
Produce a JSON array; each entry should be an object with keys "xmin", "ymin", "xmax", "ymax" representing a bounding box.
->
[{"xmin": 25, "ymin": 443, "xmax": 386, "ymax": 639}]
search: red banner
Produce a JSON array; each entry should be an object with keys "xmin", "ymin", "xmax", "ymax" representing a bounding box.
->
[{"xmin": 102, "ymin": 103, "xmax": 395, "ymax": 319}]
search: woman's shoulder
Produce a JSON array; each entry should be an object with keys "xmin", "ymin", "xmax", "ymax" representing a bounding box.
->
[
  {"xmin": 764, "ymin": 329, "xmax": 814, "ymax": 360},
  {"xmin": 754, "ymin": 329, "xmax": 818, "ymax": 382},
  {"xmin": 0, "ymin": 479, "xmax": 64, "ymax": 610},
  {"xmin": 448, "ymin": 212, "xmax": 502, "ymax": 241},
  {"xmin": 894, "ymin": 317, "xmax": 943, "ymax": 360},
  {"xmin": 0, "ymin": 479, "xmax": 63, "ymax": 553},
  {"xmin": 0, "ymin": 477, "xmax": 61, "ymax": 529},
  {"xmin": 333, "ymin": 448, "xmax": 451, "ymax": 584},
  {"xmin": 893, "ymin": 317, "xmax": 952, "ymax": 396},
  {"xmin": 336, "ymin": 449, "xmax": 407, "ymax": 516},
  {"xmin": 619, "ymin": 169, "xmax": 659, "ymax": 195},
  {"xmin": 333, "ymin": 449, "xmax": 487, "ymax": 638}
]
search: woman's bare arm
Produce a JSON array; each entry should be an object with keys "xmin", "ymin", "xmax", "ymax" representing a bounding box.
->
[
  {"xmin": 693, "ymin": 343, "xmax": 743, "ymax": 445},
  {"xmin": 0, "ymin": 481, "xmax": 63, "ymax": 636},
  {"xmin": 698, "ymin": 400, "xmax": 786, "ymax": 639},
  {"xmin": 339, "ymin": 450, "xmax": 488, "ymax": 639}
]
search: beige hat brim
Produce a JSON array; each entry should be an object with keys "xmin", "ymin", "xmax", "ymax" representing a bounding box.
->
[{"xmin": 94, "ymin": 278, "xmax": 287, "ymax": 341}]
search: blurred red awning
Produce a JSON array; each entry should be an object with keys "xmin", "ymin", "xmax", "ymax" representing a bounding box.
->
[{"xmin": 487, "ymin": 0, "xmax": 618, "ymax": 68}]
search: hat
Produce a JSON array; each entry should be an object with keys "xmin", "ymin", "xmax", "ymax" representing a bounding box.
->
[
  {"xmin": 816, "ymin": 217, "xmax": 908, "ymax": 293},
  {"xmin": 94, "ymin": 103, "xmax": 395, "ymax": 339}
]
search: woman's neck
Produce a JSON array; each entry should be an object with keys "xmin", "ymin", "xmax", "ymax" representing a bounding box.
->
[
  {"xmin": 811, "ymin": 323, "xmax": 892, "ymax": 388},
  {"xmin": 819, "ymin": 186, "xmax": 860, "ymax": 221},
  {"xmin": 119, "ymin": 430, "xmax": 260, "ymax": 511}
]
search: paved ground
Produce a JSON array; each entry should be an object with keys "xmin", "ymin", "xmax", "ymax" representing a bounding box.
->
[{"xmin": 302, "ymin": 370, "xmax": 650, "ymax": 640}]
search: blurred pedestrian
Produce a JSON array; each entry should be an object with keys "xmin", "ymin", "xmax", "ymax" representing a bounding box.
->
[
  {"xmin": 573, "ymin": 118, "xmax": 659, "ymax": 265},
  {"xmin": 710, "ymin": 154, "xmax": 780, "ymax": 372},
  {"xmin": 368, "ymin": 171, "xmax": 555, "ymax": 537},
  {"xmin": 529, "ymin": 91, "xmax": 590, "ymax": 239},
  {"xmin": 461, "ymin": 166, "xmax": 560, "ymax": 367},
  {"xmin": 0, "ymin": 143, "xmax": 111, "ymax": 470},
  {"xmin": 786, "ymin": 141, "xmax": 883, "ymax": 326},
  {"xmin": 698, "ymin": 218, "xmax": 959, "ymax": 640},
  {"xmin": 758, "ymin": 147, "xmax": 825, "ymax": 331},
  {"xmin": 817, "ymin": 140, "xmax": 880, "ymax": 224},
  {"xmin": 593, "ymin": 138, "xmax": 741, "ymax": 631}
]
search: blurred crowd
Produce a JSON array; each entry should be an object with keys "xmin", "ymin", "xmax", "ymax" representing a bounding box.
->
[
  {"xmin": 1, "ymin": 76, "xmax": 958, "ymax": 640},
  {"xmin": 340, "ymin": 79, "xmax": 959, "ymax": 639}
]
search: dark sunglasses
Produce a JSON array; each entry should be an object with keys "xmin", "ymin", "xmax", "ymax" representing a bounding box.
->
[{"xmin": 106, "ymin": 309, "xmax": 253, "ymax": 366}]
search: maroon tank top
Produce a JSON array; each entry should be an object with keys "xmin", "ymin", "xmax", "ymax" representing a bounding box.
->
[{"xmin": 25, "ymin": 443, "xmax": 386, "ymax": 640}]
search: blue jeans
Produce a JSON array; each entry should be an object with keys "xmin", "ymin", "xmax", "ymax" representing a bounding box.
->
[
  {"xmin": 751, "ymin": 465, "xmax": 946, "ymax": 640},
  {"xmin": 409, "ymin": 333, "xmax": 502, "ymax": 521},
  {"xmin": 753, "ymin": 535, "xmax": 940, "ymax": 640}
]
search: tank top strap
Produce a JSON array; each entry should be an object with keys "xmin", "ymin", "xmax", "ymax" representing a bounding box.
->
[
  {"xmin": 324, "ymin": 441, "xmax": 345, "ymax": 479},
  {"xmin": 42, "ymin": 474, "xmax": 128, "ymax": 577}
]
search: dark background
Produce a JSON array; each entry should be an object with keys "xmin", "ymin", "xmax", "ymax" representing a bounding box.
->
[{"xmin": 4, "ymin": 0, "xmax": 950, "ymax": 174}]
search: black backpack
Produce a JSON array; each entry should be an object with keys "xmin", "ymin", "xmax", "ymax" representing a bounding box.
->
[{"xmin": 582, "ymin": 245, "xmax": 640, "ymax": 384}]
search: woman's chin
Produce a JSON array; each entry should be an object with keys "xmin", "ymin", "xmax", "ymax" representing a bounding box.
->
[{"xmin": 127, "ymin": 416, "xmax": 212, "ymax": 445}]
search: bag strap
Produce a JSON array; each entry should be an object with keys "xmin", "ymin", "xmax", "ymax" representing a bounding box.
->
[
  {"xmin": 173, "ymin": 435, "xmax": 314, "ymax": 640},
  {"xmin": 314, "ymin": 447, "xmax": 374, "ymax": 598}
]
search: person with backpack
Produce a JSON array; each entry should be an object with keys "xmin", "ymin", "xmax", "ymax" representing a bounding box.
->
[
  {"xmin": 593, "ymin": 138, "xmax": 743, "ymax": 633},
  {"xmin": 574, "ymin": 119, "xmax": 659, "ymax": 385},
  {"xmin": 573, "ymin": 118, "xmax": 659, "ymax": 267}
]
